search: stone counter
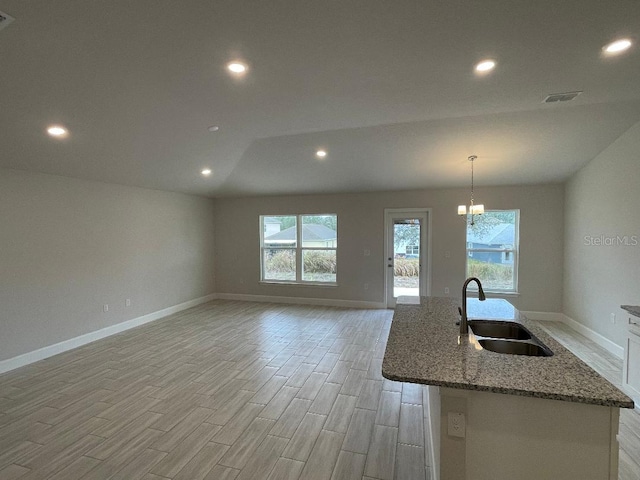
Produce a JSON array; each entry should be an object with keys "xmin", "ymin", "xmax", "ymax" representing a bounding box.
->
[
  {"xmin": 621, "ymin": 305, "xmax": 640, "ymax": 318},
  {"xmin": 382, "ymin": 296, "xmax": 633, "ymax": 408}
]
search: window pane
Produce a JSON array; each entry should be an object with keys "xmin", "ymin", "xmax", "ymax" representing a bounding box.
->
[
  {"xmin": 302, "ymin": 249, "xmax": 336, "ymax": 282},
  {"xmin": 467, "ymin": 258, "xmax": 515, "ymax": 291},
  {"xmin": 466, "ymin": 211, "xmax": 517, "ymax": 291},
  {"xmin": 263, "ymin": 216, "xmax": 297, "ymax": 247},
  {"xmin": 263, "ymin": 249, "xmax": 296, "ymax": 281},
  {"xmin": 393, "ymin": 221, "xmax": 420, "ymax": 258},
  {"xmin": 302, "ymin": 215, "xmax": 337, "ymax": 248}
]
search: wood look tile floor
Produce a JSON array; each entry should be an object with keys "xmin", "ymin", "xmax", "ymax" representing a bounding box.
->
[
  {"xmin": 1, "ymin": 301, "xmax": 638, "ymax": 480},
  {"xmin": 0, "ymin": 301, "xmax": 432, "ymax": 480}
]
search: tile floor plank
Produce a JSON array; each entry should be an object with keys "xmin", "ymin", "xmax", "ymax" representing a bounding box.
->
[
  {"xmin": 395, "ymin": 443, "xmax": 426, "ymax": 480},
  {"xmin": 269, "ymin": 398, "xmax": 313, "ymax": 439},
  {"xmin": 149, "ymin": 422, "xmax": 220, "ymax": 477},
  {"xmin": 330, "ymin": 450, "xmax": 366, "ymax": 480},
  {"xmin": 375, "ymin": 391, "xmax": 401, "ymax": 427},
  {"xmin": 308, "ymin": 382, "xmax": 342, "ymax": 415},
  {"xmin": 217, "ymin": 417, "xmax": 276, "ymax": 470},
  {"xmin": 342, "ymin": 408, "xmax": 376, "ymax": 455},
  {"xmin": 173, "ymin": 442, "xmax": 229, "ymax": 480},
  {"xmin": 298, "ymin": 430, "xmax": 345, "ymax": 480},
  {"xmin": 0, "ymin": 463, "xmax": 31, "ymax": 480},
  {"xmin": 364, "ymin": 424, "xmax": 398, "ymax": 480},
  {"xmin": 109, "ymin": 448, "xmax": 167, "ymax": 480},
  {"xmin": 234, "ymin": 434, "xmax": 289, "ymax": 480},
  {"xmin": 398, "ymin": 403, "xmax": 424, "ymax": 446},
  {"xmin": 266, "ymin": 457, "xmax": 305, "ymax": 480},
  {"xmin": 281, "ymin": 413, "xmax": 327, "ymax": 462}
]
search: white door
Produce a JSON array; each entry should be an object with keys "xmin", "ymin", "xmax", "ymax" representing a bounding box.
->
[{"xmin": 385, "ymin": 209, "xmax": 430, "ymax": 308}]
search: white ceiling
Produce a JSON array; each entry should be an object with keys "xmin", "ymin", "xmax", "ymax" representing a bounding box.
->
[{"xmin": 1, "ymin": 1, "xmax": 639, "ymax": 197}]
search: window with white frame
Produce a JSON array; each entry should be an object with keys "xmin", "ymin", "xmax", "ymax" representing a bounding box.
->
[
  {"xmin": 465, "ymin": 210, "xmax": 519, "ymax": 292},
  {"xmin": 260, "ymin": 214, "xmax": 337, "ymax": 284},
  {"xmin": 405, "ymin": 245, "xmax": 419, "ymax": 255}
]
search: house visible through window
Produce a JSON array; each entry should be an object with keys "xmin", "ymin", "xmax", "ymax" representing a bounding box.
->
[
  {"xmin": 260, "ymin": 214, "xmax": 337, "ymax": 284},
  {"xmin": 405, "ymin": 245, "xmax": 419, "ymax": 256},
  {"xmin": 465, "ymin": 210, "xmax": 519, "ymax": 292}
]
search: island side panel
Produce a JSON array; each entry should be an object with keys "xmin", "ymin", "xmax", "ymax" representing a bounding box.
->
[
  {"xmin": 427, "ymin": 385, "xmax": 441, "ymax": 480},
  {"xmin": 439, "ymin": 388, "xmax": 619, "ymax": 480}
]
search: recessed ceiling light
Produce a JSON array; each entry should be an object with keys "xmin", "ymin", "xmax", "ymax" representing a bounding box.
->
[
  {"xmin": 227, "ymin": 62, "xmax": 247, "ymax": 74},
  {"xmin": 315, "ymin": 149, "xmax": 327, "ymax": 159},
  {"xmin": 46, "ymin": 125, "xmax": 68, "ymax": 138},
  {"xmin": 603, "ymin": 38, "xmax": 633, "ymax": 55},
  {"xmin": 201, "ymin": 168, "xmax": 212, "ymax": 176},
  {"xmin": 475, "ymin": 60, "xmax": 496, "ymax": 73},
  {"xmin": 208, "ymin": 125, "xmax": 220, "ymax": 132}
]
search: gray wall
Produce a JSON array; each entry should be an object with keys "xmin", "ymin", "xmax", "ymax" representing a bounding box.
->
[
  {"xmin": 1, "ymin": 168, "xmax": 568, "ymax": 363},
  {"xmin": 215, "ymin": 184, "xmax": 564, "ymax": 312},
  {"xmin": 563, "ymin": 121, "xmax": 640, "ymax": 347},
  {"xmin": 0, "ymin": 168, "xmax": 216, "ymax": 361}
]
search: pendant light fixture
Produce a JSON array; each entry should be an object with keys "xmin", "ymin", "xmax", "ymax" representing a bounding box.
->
[{"xmin": 457, "ymin": 155, "xmax": 484, "ymax": 226}]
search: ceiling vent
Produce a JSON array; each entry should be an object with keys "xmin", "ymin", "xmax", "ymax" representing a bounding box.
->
[
  {"xmin": 0, "ymin": 11, "xmax": 15, "ymax": 32},
  {"xmin": 543, "ymin": 91, "xmax": 583, "ymax": 103}
]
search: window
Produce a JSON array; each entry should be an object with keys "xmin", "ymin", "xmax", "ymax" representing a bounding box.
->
[
  {"xmin": 406, "ymin": 245, "xmax": 419, "ymax": 256},
  {"xmin": 260, "ymin": 214, "xmax": 337, "ymax": 284},
  {"xmin": 465, "ymin": 210, "xmax": 519, "ymax": 292}
]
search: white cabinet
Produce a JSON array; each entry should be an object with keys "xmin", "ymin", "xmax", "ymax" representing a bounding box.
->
[{"xmin": 623, "ymin": 314, "xmax": 640, "ymax": 404}]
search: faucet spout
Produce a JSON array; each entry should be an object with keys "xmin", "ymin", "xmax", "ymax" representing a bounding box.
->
[{"xmin": 460, "ymin": 277, "xmax": 486, "ymax": 334}]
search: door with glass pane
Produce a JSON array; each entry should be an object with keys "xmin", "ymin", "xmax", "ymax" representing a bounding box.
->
[{"xmin": 385, "ymin": 210, "xmax": 429, "ymax": 307}]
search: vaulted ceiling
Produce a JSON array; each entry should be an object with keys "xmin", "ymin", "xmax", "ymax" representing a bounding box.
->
[{"xmin": 1, "ymin": 1, "xmax": 639, "ymax": 197}]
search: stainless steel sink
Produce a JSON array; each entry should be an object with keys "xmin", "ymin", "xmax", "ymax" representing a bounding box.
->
[
  {"xmin": 478, "ymin": 338, "xmax": 553, "ymax": 357},
  {"xmin": 467, "ymin": 319, "xmax": 553, "ymax": 357},
  {"xmin": 468, "ymin": 320, "xmax": 531, "ymax": 340}
]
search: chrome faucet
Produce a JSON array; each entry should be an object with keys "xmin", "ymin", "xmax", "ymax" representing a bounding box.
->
[{"xmin": 460, "ymin": 277, "xmax": 486, "ymax": 334}]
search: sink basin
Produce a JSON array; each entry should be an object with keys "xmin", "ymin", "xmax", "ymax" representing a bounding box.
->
[
  {"xmin": 478, "ymin": 339, "xmax": 553, "ymax": 357},
  {"xmin": 468, "ymin": 320, "xmax": 531, "ymax": 340}
]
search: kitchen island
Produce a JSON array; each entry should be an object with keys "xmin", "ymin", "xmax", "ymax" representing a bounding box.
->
[{"xmin": 383, "ymin": 297, "xmax": 633, "ymax": 480}]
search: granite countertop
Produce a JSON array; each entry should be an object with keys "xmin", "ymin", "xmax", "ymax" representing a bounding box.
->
[
  {"xmin": 383, "ymin": 296, "xmax": 634, "ymax": 408},
  {"xmin": 621, "ymin": 305, "xmax": 640, "ymax": 318}
]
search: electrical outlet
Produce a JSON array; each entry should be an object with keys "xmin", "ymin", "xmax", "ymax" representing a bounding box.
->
[
  {"xmin": 364, "ymin": 283, "xmax": 369, "ymax": 290},
  {"xmin": 444, "ymin": 287, "xmax": 450, "ymax": 294},
  {"xmin": 610, "ymin": 313, "xmax": 616, "ymax": 324},
  {"xmin": 103, "ymin": 304, "xmax": 109, "ymax": 313},
  {"xmin": 125, "ymin": 299, "xmax": 131, "ymax": 307},
  {"xmin": 448, "ymin": 412, "xmax": 466, "ymax": 438}
]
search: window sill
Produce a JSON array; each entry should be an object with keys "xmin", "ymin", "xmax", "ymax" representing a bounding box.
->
[
  {"xmin": 260, "ymin": 281, "xmax": 338, "ymax": 288},
  {"xmin": 466, "ymin": 289, "xmax": 520, "ymax": 296}
]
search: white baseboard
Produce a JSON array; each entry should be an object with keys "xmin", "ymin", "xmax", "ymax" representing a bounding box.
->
[
  {"xmin": 216, "ymin": 292, "xmax": 386, "ymax": 310},
  {"xmin": 521, "ymin": 310, "xmax": 624, "ymax": 359},
  {"xmin": 559, "ymin": 314, "xmax": 624, "ymax": 359},
  {"xmin": 0, "ymin": 293, "xmax": 218, "ymax": 375}
]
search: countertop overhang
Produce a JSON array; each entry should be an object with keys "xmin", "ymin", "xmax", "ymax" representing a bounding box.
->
[
  {"xmin": 621, "ymin": 305, "xmax": 640, "ymax": 318},
  {"xmin": 382, "ymin": 296, "xmax": 634, "ymax": 408}
]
